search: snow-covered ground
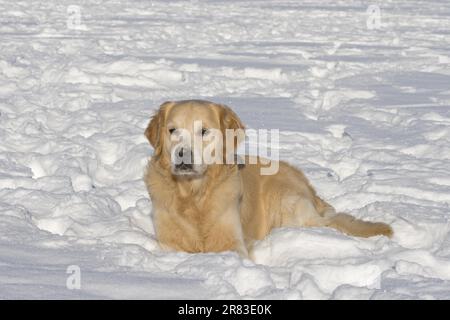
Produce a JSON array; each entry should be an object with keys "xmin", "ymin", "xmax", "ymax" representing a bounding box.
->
[{"xmin": 1, "ymin": 0, "xmax": 450, "ymax": 299}]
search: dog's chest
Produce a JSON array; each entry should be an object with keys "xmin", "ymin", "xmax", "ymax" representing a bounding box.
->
[{"xmin": 175, "ymin": 192, "xmax": 210, "ymax": 222}]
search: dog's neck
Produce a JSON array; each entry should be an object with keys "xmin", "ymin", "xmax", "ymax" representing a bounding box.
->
[
  {"xmin": 172, "ymin": 164, "xmax": 236, "ymax": 198},
  {"xmin": 175, "ymin": 175, "xmax": 205, "ymax": 197}
]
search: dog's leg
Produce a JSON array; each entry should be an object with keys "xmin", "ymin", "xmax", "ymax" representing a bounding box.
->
[{"xmin": 203, "ymin": 206, "xmax": 249, "ymax": 258}]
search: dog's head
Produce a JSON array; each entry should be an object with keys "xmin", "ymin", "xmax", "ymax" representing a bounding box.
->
[{"xmin": 145, "ymin": 100, "xmax": 245, "ymax": 177}]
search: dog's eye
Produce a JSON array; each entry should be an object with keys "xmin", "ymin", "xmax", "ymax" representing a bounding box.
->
[
  {"xmin": 201, "ymin": 128, "xmax": 209, "ymax": 136},
  {"xmin": 168, "ymin": 128, "xmax": 176, "ymax": 135}
]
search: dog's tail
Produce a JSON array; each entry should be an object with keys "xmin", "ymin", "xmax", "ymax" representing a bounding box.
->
[{"xmin": 326, "ymin": 213, "xmax": 393, "ymax": 238}]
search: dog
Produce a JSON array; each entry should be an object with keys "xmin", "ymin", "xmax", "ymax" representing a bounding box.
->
[{"xmin": 144, "ymin": 100, "xmax": 393, "ymax": 258}]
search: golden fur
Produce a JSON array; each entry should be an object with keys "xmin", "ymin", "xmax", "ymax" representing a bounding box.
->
[{"xmin": 144, "ymin": 100, "xmax": 393, "ymax": 258}]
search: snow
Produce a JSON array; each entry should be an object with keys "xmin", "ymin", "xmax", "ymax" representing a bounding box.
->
[{"xmin": 1, "ymin": 0, "xmax": 450, "ymax": 299}]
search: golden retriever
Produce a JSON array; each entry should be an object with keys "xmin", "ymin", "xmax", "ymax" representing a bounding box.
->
[{"xmin": 144, "ymin": 100, "xmax": 392, "ymax": 258}]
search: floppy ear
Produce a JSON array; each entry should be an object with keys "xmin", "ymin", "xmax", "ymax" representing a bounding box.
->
[
  {"xmin": 220, "ymin": 104, "xmax": 245, "ymax": 132},
  {"xmin": 145, "ymin": 101, "xmax": 172, "ymax": 156},
  {"xmin": 219, "ymin": 104, "xmax": 246, "ymax": 161}
]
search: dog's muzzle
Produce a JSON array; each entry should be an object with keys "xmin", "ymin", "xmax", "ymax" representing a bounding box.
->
[
  {"xmin": 172, "ymin": 146, "xmax": 197, "ymax": 174},
  {"xmin": 174, "ymin": 147, "xmax": 193, "ymax": 170}
]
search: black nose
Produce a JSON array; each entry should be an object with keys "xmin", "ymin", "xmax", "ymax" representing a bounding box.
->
[{"xmin": 174, "ymin": 147, "xmax": 193, "ymax": 170}]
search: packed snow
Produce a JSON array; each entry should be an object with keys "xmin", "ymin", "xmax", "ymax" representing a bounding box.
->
[{"xmin": 1, "ymin": 0, "xmax": 450, "ymax": 299}]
